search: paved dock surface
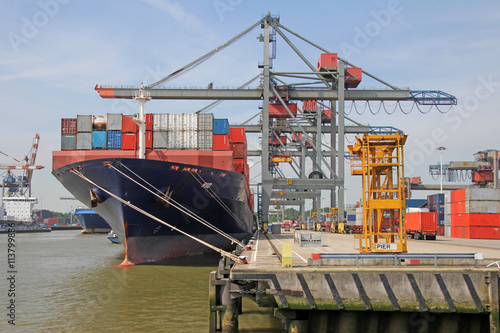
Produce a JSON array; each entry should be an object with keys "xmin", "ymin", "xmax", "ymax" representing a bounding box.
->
[{"xmin": 239, "ymin": 230, "xmax": 500, "ymax": 269}]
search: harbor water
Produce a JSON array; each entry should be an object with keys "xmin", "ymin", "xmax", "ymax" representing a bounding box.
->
[{"xmin": 0, "ymin": 230, "xmax": 284, "ymax": 332}]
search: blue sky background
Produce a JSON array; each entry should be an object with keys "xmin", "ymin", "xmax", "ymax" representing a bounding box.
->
[{"xmin": 1, "ymin": 0, "xmax": 500, "ymax": 212}]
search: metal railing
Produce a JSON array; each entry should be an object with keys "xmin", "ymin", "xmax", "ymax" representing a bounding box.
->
[{"xmin": 313, "ymin": 253, "xmax": 484, "ymax": 268}]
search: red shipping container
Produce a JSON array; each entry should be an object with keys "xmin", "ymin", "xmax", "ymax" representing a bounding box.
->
[
  {"xmin": 451, "ymin": 189, "xmax": 465, "ymax": 202},
  {"xmin": 234, "ymin": 159, "xmax": 246, "ymax": 174},
  {"xmin": 229, "ymin": 128, "xmax": 246, "ymax": 143},
  {"xmin": 145, "ymin": 131, "xmax": 153, "ymax": 149},
  {"xmin": 406, "ymin": 212, "xmax": 437, "ymax": 234},
  {"xmin": 61, "ymin": 118, "xmax": 77, "ymax": 134},
  {"xmin": 213, "ymin": 134, "xmax": 229, "ymax": 151},
  {"xmin": 145, "ymin": 113, "xmax": 153, "ymax": 131},
  {"xmin": 468, "ymin": 226, "xmax": 500, "ymax": 239},
  {"xmin": 451, "ymin": 226, "xmax": 467, "ymax": 239},
  {"xmin": 345, "ymin": 67, "xmax": 362, "ymax": 88},
  {"xmin": 269, "ymin": 136, "xmax": 287, "ymax": 147},
  {"xmin": 269, "ymin": 103, "xmax": 298, "ymax": 118},
  {"xmin": 122, "ymin": 115, "xmax": 138, "ymax": 133},
  {"xmin": 437, "ymin": 225, "xmax": 444, "ymax": 236},
  {"xmin": 231, "ymin": 143, "xmax": 247, "ymax": 159},
  {"xmin": 122, "ymin": 133, "xmax": 137, "ymax": 150},
  {"xmin": 317, "ymin": 53, "xmax": 338, "ymax": 71}
]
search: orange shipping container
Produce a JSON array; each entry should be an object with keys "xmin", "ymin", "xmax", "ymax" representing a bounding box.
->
[
  {"xmin": 452, "ymin": 213, "xmax": 500, "ymax": 227},
  {"xmin": 406, "ymin": 212, "xmax": 437, "ymax": 234},
  {"xmin": 450, "ymin": 189, "xmax": 465, "ymax": 202},
  {"xmin": 468, "ymin": 226, "xmax": 500, "ymax": 239}
]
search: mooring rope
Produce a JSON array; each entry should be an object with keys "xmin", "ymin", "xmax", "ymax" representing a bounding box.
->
[
  {"xmin": 110, "ymin": 163, "xmax": 249, "ymax": 249},
  {"xmin": 189, "ymin": 171, "xmax": 247, "ymax": 227},
  {"xmin": 70, "ymin": 169, "xmax": 245, "ymax": 263}
]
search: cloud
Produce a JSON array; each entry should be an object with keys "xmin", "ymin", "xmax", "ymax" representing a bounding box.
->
[{"xmin": 139, "ymin": 0, "xmax": 202, "ymax": 27}]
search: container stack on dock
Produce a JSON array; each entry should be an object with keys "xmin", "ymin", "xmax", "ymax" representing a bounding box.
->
[
  {"xmin": 446, "ymin": 188, "xmax": 500, "ymax": 239},
  {"xmin": 427, "ymin": 193, "xmax": 445, "ymax": 236}
]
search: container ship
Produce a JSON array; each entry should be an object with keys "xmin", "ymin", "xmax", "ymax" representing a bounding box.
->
[
  {"xmin": 52, "ymin": 113, "xmax": 255, "ymax": 265},
  {"xmin": 74, "ymin": 208, "xmax": 112, "ymax": 234}
]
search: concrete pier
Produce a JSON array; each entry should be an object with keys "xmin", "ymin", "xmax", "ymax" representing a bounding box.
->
[{"xmin": 210, "ymin": 231, "xmax": 500, "ymax": 332}]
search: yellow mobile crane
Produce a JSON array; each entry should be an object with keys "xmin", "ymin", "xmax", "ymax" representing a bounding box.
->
[{"xmin": 348, "ymin": 132, "xmax": 407, "ymax": 253}]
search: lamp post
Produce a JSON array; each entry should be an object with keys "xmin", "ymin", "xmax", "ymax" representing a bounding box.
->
[{"xmin": 437, "ymin": 147, "xmax": 447, "ymax": 193}]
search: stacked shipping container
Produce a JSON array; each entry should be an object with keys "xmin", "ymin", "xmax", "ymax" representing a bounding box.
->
[
  {"xmin": 447, "ymin": 188, "xmax": 500, "ymax": 239},
  {"xmin": 59, "ymin": 113, "xmax": 248, "ymax": 177},
  {"xmin": 427, "ymin": 193, "xmax": 445, "ymax": 235}
]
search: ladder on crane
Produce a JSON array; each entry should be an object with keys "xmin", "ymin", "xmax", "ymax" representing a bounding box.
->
[{"xmin": 348, "ymin": 133, "xmax": 408, "ymax": 254}]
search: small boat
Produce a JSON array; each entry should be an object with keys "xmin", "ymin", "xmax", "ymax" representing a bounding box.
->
[{"xmin": 107, "ymin": 230, "xmax": 121, "ymax": 244}]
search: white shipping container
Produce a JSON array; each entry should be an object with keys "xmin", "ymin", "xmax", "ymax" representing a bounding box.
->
[
  {"xmin": 168, "ymin": 114, "xmax": 183, "ymax": 131},
  {"xmin": 92, "ymin": 115, "xmax": 107, "ymax": 123},
  {"xmin": 107, "ymin": 113, "xmax": 122, "ymax": 130},
  {"xmin": 183, "ymin": 131, "xmax": 198, "ymax": 150},
  {"xmin": 444, "ymin": 214, "xmax": 451, "ymax": 226},
  {"xmin": 153, "ymin": 114, "xmax": 169, "ymax": 131},
  {"xmin": 444, "ymin": 225, "xmax": 451, "ymax": 238},
  {"xmin": 465, "ymin": 188, "xmax": 500, "ymax": 201},
  {"xmin": 465, "ymin": 200, "xmax": 500, "ymax": 214},
  {"xmin": 77, "ymin": 115, "xmax": 92, "ymax": 132},
  {"xmin": 167, "ymin": 131, "xmax": 183, "ymax": 149},
  {"xmin": 153, "ymin": 131, "xmax": 168, "ymax": 149},
  {"xmin": 183, "ymin": 113, "xmax": 198, "ymax": 131},
  {"xmin": 198, "ymin": 131, "xmax": 213, "ymax": 151},
  {"xmin": 76, "ymin": 132, "xmax": 92, "ymax": 150},
  {"xmin": 198, "ymin": 113, "xmax": 214, "ymax": 131}
]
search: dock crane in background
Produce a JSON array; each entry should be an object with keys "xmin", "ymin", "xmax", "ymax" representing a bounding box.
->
[
  {"xmin": 0, "ymin": 134, "xmax": 43, "ymax": 197},
  {"xmin": 92, "ymin": 13, "xmax": 457, "ymax": 235},
  {"xmin": 1, "ymin": 134, "xmax": 44, "ymax": 222}
]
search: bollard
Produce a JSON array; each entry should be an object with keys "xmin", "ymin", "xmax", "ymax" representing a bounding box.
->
[{"xmin": 282, "ymin": 242, "xmax": 293, "ymax": 267}]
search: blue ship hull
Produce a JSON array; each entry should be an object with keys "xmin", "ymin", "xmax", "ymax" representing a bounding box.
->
[
  {"xmin": 74, "ymin": 208, "xmax": 112, "ymax": 233},
  {"xmin": 53, "ymin": 158, "xmax": 255, "ymax": 264}
]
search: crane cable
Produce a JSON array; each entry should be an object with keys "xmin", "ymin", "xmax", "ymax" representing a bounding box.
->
[
  {"xmin": 112, "ymin": 163, "xmax": 249, "ymax": 249},
  {"xmin": 70, "ymin": 169, "xmax": 246, "ymax": 264}
]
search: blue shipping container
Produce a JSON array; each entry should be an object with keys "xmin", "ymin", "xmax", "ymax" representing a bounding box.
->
[
  {"xmin": 433, "ymin": 193, "xmax": 445, "ymax": 204},
  {"xmin": 406, "ymin": 199, "xmax": 427, "ymax": 208},
  {"xmin": 347, "ymin": 215, "xmax": 356, "ymax": 221},
  {"xmin": 107, "ymin": 131, "xmax": 122, "ymax": 150},
  {"xmin": 213, "ymin": 119, "xmax": 229, "ymax": 135},
  {"xmin": 92, "ymin": 131, "xmax": 106, "ymax": 149}
]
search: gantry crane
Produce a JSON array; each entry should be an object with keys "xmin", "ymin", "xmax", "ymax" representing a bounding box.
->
[
  {"xmin": 92, "ymin": 13, "xmax": 456, "ymax": 233},
  {"xmin": 348, "ymin": 132, "xmax": 407, "ymax": 253}
]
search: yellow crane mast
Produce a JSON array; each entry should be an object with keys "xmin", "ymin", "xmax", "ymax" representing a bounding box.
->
[{"xmin": 348, "ymin": 133, "xmax": 408, "ymax": 253}]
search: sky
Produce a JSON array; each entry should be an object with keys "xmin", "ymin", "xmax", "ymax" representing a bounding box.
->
[{"xmin": 1, "ymin": 0, "xmax": 500, "ymax": 213}]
